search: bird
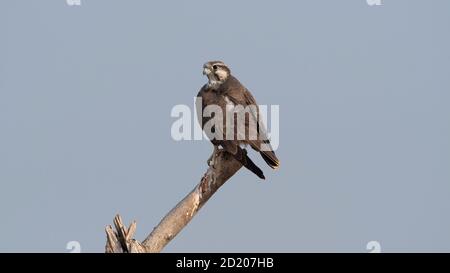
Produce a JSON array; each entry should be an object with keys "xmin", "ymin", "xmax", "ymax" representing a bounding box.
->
[{"xmin": 196, "ymin": 61, "xmax": 280, "ymax": 179}]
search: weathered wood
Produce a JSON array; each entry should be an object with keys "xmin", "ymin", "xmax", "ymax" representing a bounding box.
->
[
  {"xmin": 105, "ymin": 149, "xmax": 242, "ymax": 253},
  {"xmin": 105, "ymin": 215, "xmax": 146, "ymax": 253}
]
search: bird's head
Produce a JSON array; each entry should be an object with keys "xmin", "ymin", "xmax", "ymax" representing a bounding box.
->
[{"xmin": 203, "ymin": 61, "xmax": 231, "ymax": 89}]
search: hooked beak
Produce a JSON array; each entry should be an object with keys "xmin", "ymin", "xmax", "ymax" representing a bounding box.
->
[{"xmin": 203, "ymin": 67, "xmax": 211, "ymax": 75}]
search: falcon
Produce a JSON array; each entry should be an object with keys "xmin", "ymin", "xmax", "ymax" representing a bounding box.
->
[{"xmin": 196, "ymin": 61, "xmax": 280, "ymax": 179}]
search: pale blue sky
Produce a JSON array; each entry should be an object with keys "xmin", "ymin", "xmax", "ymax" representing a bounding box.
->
[{"xmin": 1, "ymin": 0, "xmax": 450, "ymax": 252}]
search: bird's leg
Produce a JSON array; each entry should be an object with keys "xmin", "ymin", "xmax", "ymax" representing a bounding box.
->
[{"xmin": 207, "ymin": 145, "xmax": 219, "ymax": 168}]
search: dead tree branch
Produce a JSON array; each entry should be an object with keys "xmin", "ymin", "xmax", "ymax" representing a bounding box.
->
[{"xmin": 105, "ymin": 149, "xmax": 242, "ymax": 253}]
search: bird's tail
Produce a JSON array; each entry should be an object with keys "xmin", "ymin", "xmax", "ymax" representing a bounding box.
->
[
  {"xmin": 233, "ymin": 148, "xmax": 265, "ymax": 179},
  {"xmin": 242, "ymin": 153, "xmax": 265, "ymax": 180},
  {"xmin": 260, "ymin": 150, "xmax": 280, "ymax": 170}
]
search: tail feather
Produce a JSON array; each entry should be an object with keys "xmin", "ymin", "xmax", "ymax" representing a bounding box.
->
[
  {"xmin": 242, "ymin": 154, "xmax": 265, "ymax": 179},
  {"xmin": 260, "ymin": 150, "xmax": 280, "ymax": 169},
  {"xmin": 230, "ymin": 147, "xmax": 265, "ymax": 179}
]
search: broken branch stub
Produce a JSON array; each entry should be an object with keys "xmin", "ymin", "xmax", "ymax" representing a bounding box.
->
[{"xmin": 105, "ymin": 150, "xmax": 242, "ymax": 253}]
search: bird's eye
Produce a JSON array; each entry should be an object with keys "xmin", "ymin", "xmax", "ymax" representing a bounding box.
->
[{"xmin": 213, "ymin": 65, "xmax": 218, "ymax": 70}]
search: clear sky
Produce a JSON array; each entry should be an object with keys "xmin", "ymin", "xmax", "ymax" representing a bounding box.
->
[{"xmin": 1, "ymin": 0, "xmax": 449, "ymax": 252}]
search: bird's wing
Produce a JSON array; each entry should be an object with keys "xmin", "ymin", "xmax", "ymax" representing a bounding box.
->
[
  {"xmin": 227, "ymin": 87, "xmax": 280, "ymax": 169},
  {"xmin": 225, "ymin": 88, "xmax": 270, "ymax": 151}
]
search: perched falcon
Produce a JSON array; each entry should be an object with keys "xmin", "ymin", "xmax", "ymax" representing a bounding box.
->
[{"xmin": 196, "ymin": 61, "xmax": 280, "ymax": 179}]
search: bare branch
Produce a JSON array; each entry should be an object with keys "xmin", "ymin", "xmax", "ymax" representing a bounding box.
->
[
  {"xmin": 105, "ymin": 149, "xmax": 242, "ymax": 253},
  {"xmin": 105, "ymin": 215, "xmax": 146, "ymax": 253}
]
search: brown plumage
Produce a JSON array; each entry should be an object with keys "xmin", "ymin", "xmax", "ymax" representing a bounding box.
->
[{"xmin": 196, "ymin": 61, "xmax": 280, "ymax": 179}]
